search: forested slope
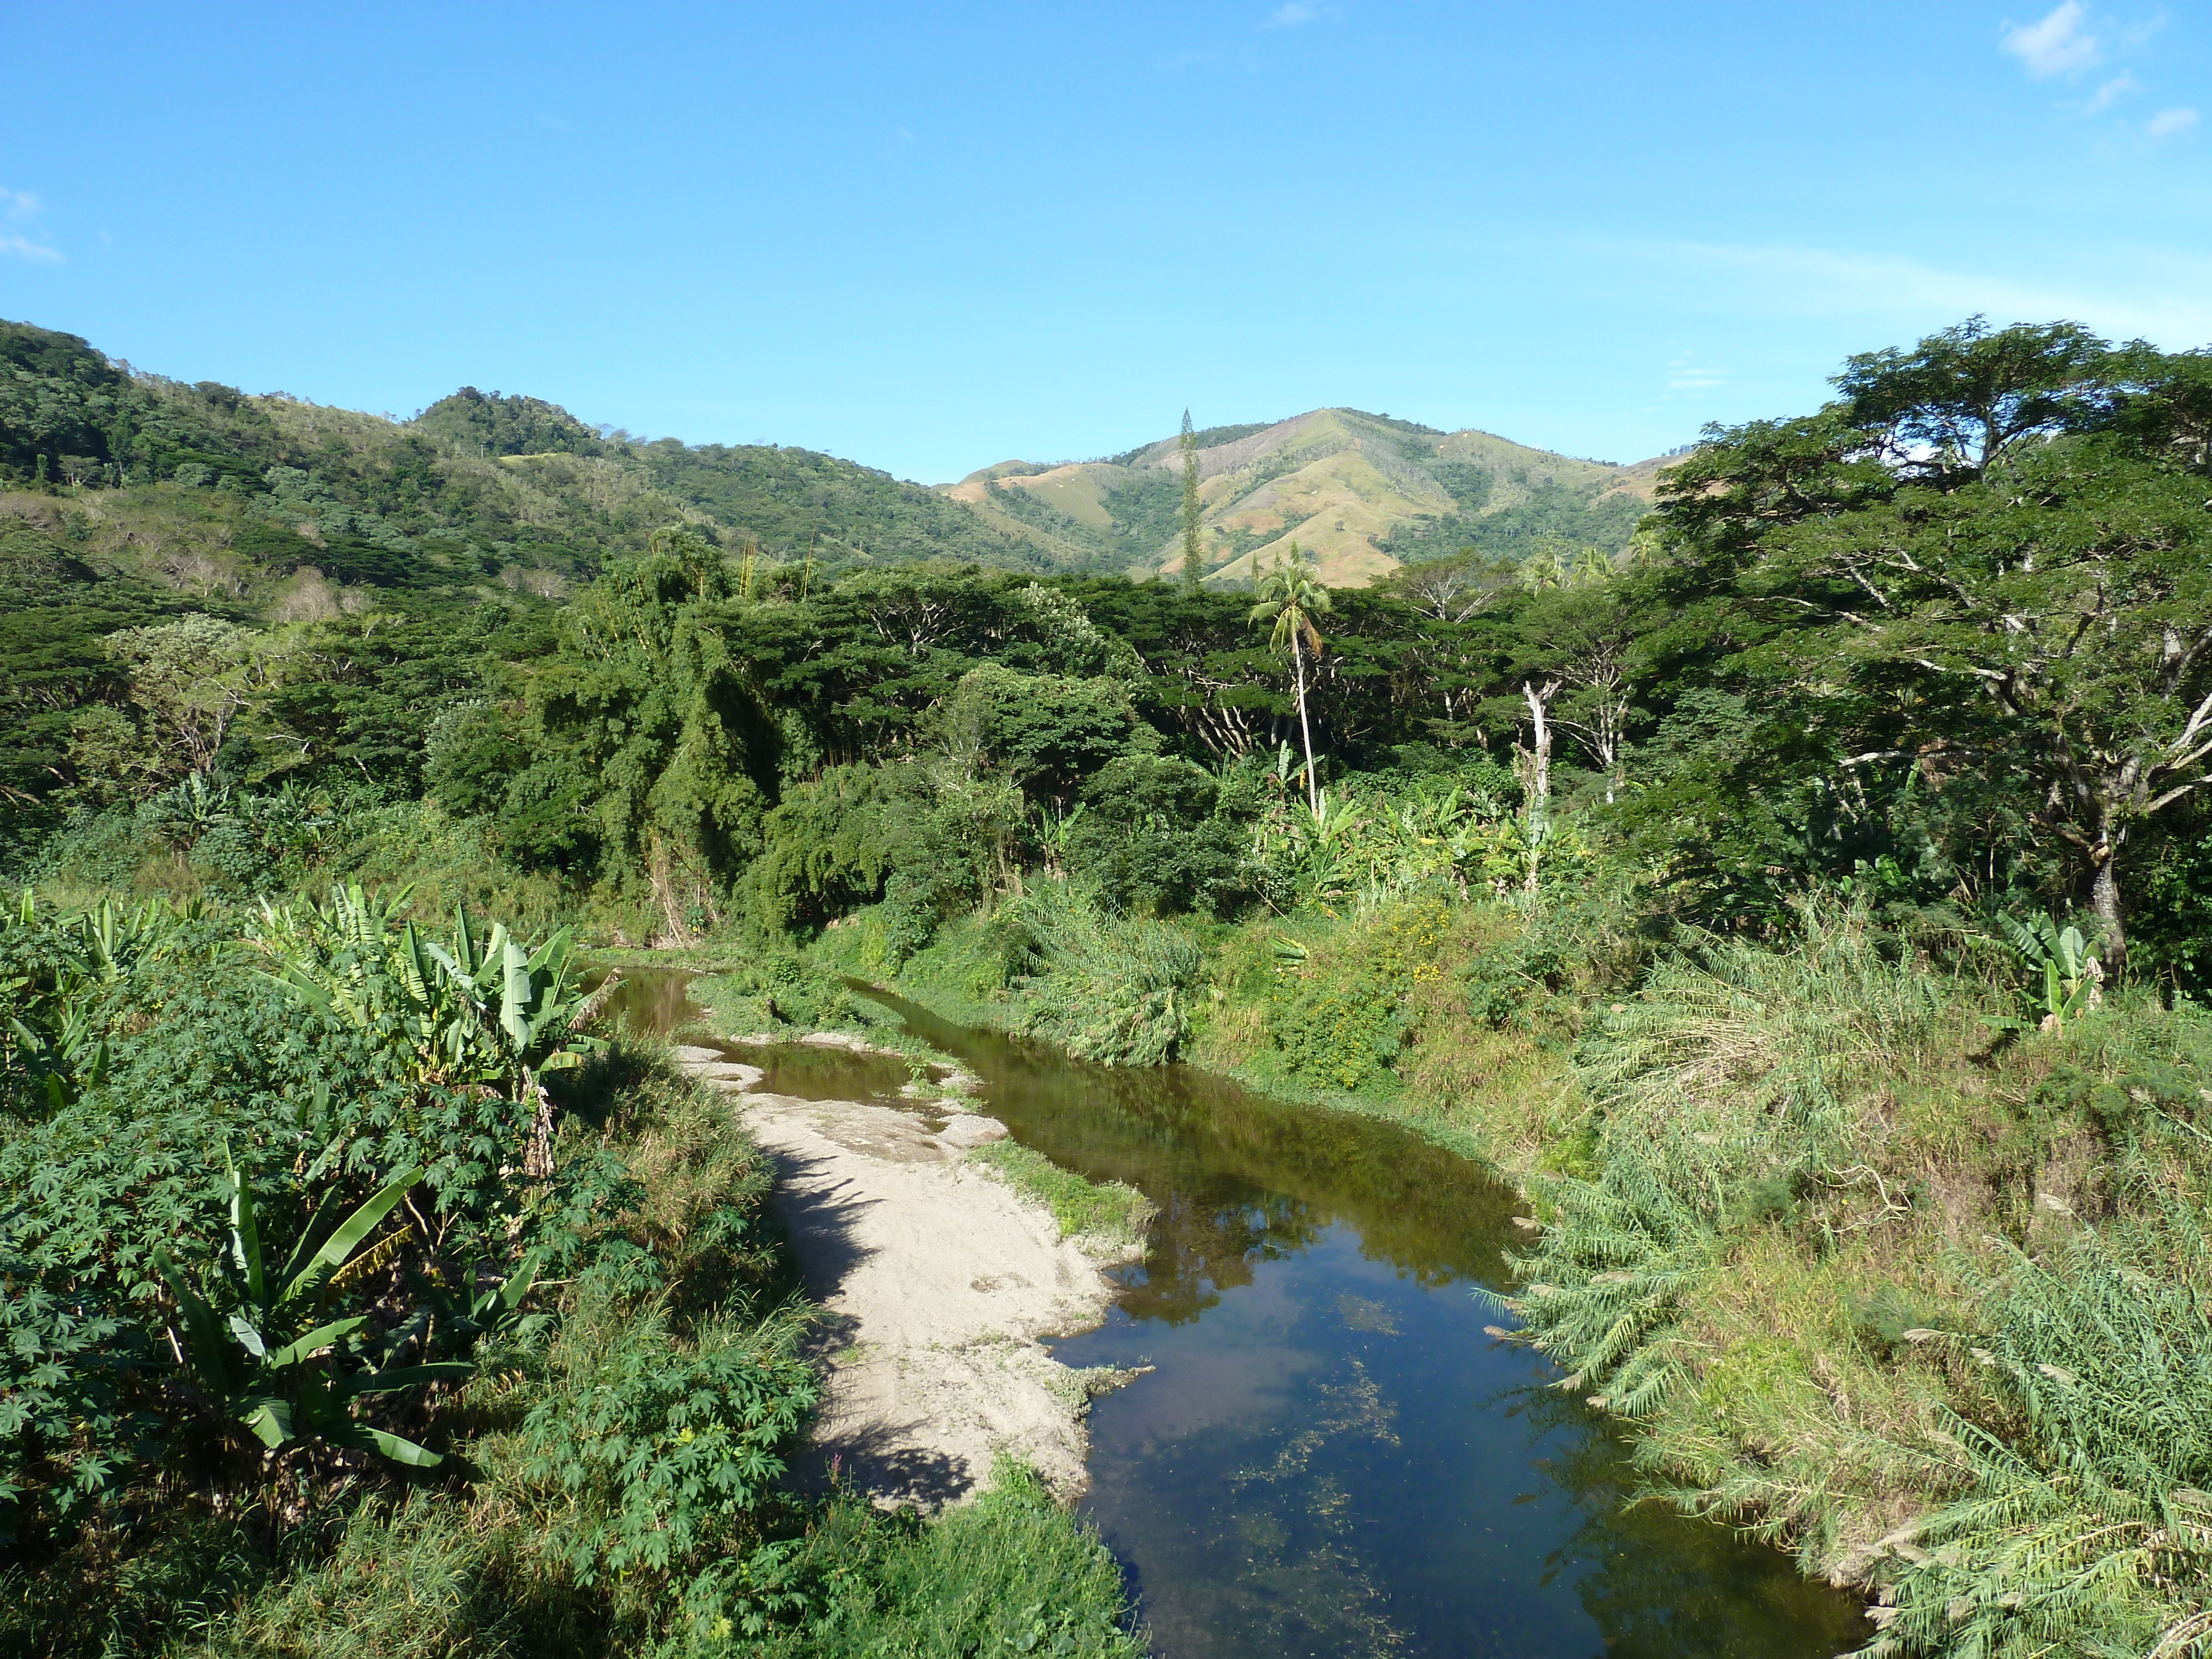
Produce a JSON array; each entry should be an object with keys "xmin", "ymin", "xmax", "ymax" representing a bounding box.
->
[
  {"xmin": 0, "ymin": 319, "xmax": 1078, "ymax": 852},
  {"xmin": 10, "ymin": 314, "xmax": 2212, "ymax": 1658},
  {"xmin": 947, "ymin": 407, "xmax": 1663, "ymax": 587}
]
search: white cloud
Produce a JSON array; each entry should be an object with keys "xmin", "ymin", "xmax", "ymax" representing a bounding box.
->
[
  {"xmin": 2002, "ymin": 2, "xmax": 2100, "ymax": 77},
  {"xmin": 1665, "ymin": 356, "xmax": 1728, "ymax": 393},
  {"xmin": 1263, "ymin": 2, "xmax": 1338, "ymax": 27},
  {"xmin": 2085, "ymin": 73, "xmax": 2138, "ymax": 112},
  {"xmin": 1632, "ymin": 237, "xmax": 2212, "ymax": 348},
  {"xmin": 0, "ymin": 185, "xmax": 58, "ymax": 260},
  {"xmin": 2148, "ymin": 106, "xmax": 2199, "ymax": 137}
]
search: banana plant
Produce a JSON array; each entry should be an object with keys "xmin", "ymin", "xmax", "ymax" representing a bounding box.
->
[
  {"xmin": 414, "ymin": 904, "xmax": 598, "ymax": 1088},
  {"xmin": 255, "ymin": 885, "xmax": 599, "ymax": 1095},
  {"xmin": 409, "ymin": 1246, "xmax": 549, "ymax": 1352},
  {"xmin": 0, "ymin": 890, "xmax": 147, "ymax": 1109},
  {"xmin": 154, "ymin": 1151, "xmax": 466, "ymax": 1466},
  {"xmin": 1031, "ymin": 801, "xmax": 1087, "ymax": 880},
  {"xmin": 1987, "ymin": 910, "xmax": 2104, "ymax": 1034}
]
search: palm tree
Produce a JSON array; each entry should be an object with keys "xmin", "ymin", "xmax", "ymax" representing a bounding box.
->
[
  {"xmin": 1249, "ymin": 542, "xmax": 1332, "ymax": 814},
  {"xmin": 1521, "ymin": 543, "xmax": 1567, "ymax": 592}
]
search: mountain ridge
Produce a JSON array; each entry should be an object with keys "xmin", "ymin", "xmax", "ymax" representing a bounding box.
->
[
  {"xmin": 3, "ymin": 319, "xmax": 1676, "ymax": 608},
  {"xmin": 943, "ymin": 408, "xmax": 1674, "ymax": 587}
]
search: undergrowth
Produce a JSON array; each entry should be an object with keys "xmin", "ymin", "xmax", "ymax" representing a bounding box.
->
[
  {"xmin": 966, "ymin": 1140, "xmax": 1157, "ymax": 1248},
  {"xmin": 0, "ymin": 893, "xmax": 1141, "ymax": 1659}
]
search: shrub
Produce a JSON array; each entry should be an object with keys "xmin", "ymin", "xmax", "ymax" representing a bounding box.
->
[
  {"xmin": 509, "ymin": 1289, "xmax": 816, "ymax": 1590},
  {"xmin": 1856, "ymin": 1221, "xmax": 2212, "ymax": 1658},
  {"xmin": 758, "ymin": 1460, "xmax": 1145, "ymax": 1659},
  {"xmin": 998, "ymin": 886, "xmax": 1203, "ymax": 1066}
]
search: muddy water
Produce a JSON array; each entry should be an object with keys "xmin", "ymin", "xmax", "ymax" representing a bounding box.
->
[{"xmin": 596, "ymin": 968, "xmax": 1868, "ymax": 1659}]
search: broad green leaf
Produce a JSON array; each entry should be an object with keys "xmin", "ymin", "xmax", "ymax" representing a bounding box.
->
[
  {"xmin": 337, "ymin": 1361, "xmax": 473, "ymax": 1396},
  {"xmin": 500, "ymin": 938, "xmax": 532, "ymax": 1045},
  {"xmin": 241, "ymin": 1397, "xmax": 294, "ymax": 1449},
  {"xmin": 352, "ymin": 1425, "xmax": 444, "ymax": 1467},
  {"xmin": 263, "ymin": 1316, "xmax": 366, "ymax": 1368},
  {"xmin": 283, "ymin": 1165, "xmax": 422, "ymax": 1298},
  {"xmin": 225, "ymin": 1147, "xmax": 264, "ymax": 1306},
  {"xmin": 501, "ymin": 1250, "xmax": 542, "ymax": 1312}
]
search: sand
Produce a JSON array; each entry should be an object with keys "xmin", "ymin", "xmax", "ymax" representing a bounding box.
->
[{"xmin": 671, "ymin": 1046, "xmax": 1136, "ymax": 1506}]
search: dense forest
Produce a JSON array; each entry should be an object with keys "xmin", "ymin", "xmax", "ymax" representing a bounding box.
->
[{"xmin": 6, "ymin": 315, "xmax": 2212, "ymax": 1657}]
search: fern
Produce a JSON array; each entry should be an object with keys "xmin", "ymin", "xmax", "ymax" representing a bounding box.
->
[
  {"xmin": 1855, "ymin": 1222, "xmax": 2212, "ymax": 1658},
  {"xmin": 1499, "ymin": 906, "xmax": 1949, "ymax": 1417},
  {"xmin": 1495, "ymin": 1138, "xmax": 1727, "ymax": 1417},
  {"xmin": 997, "ymin": 886, "xmax": 1203, "ymax": 1067}
]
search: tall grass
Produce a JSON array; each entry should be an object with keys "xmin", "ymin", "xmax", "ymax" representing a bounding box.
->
[
  {"xmin": 756, "ymin": 1462, "xmax": 1145, "ymax": 1659},
  {"xmin": 1579, "ymin": 904, "xmax": 1951, "ymax": 1185},
  {"xmin": 1853, "ymin": 1218, "xmax": 2212, "ymax": 1658}
]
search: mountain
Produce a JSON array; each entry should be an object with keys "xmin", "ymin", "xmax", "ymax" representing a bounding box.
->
[
  {"xmin": 945, "ymin": 408, "xmax": 1676, "ymax": 588},
  {"xmin": 0, "ymin": 321, "xmax": 1070, "ymax": 626},
  {"xmin": 2, "ymin": 321, "xmax": 1677, "ymax": 630}
]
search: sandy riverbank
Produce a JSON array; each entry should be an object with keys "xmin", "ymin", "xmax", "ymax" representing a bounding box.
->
[{"xmin": 670, "ymin": 1044, "xmax": 1139, "ymax": 1507}]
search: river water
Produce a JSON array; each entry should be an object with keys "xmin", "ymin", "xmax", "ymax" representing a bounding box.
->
[{"xmin": 597, "ymin": 969, "xmax": 1868, "ymax": 1659}]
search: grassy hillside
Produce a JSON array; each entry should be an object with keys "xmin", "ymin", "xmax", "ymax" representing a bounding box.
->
[
  {"xmin": 0, "ymin": 319, "xmax": 1112, "ymax": 844},
  {"xmin": 0, "ymin": 318, "xmax": 1075, "ymax": 604},
  {"xmin": 949, "ymin": 408, "xmax": 1670, "ymax": 588}
]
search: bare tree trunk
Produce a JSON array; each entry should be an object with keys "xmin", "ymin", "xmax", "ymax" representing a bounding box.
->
[
  {"xmin": 1293, "ymin": 629, "xmax": 1319, "ymax": 815},
  {"xmin": 524, "ymin": 1073, "xmax": 556, "ymax": 1179},
  {"xmin": 1521, "ymin": 678, "xmax": 1559, "ymax": 892},
  {"xmin": 2091, "ymin": 826, "xmax": 2127, "ymax": 966}
]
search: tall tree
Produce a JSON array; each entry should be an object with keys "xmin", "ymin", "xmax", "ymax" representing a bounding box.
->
[
  {"xmin": 527, "ymin": 527, "xmax": 777, "ymax": 941},
  {"xmin": 1655, "ymin": 320, "xmax": 2212, "ymax": 959},
  {"xmin": 1180, "ymin": 409, "xmax": 1203, "ymax": 589},
  {"xmin": 1249, "ymin": 542, "xmax": 1332, "ymax": 813}
]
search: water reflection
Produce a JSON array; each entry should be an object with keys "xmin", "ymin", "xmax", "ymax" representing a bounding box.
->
[
  {"xmin": 586, "ymin": 968, "xmax": 915, "ymax": 1102},
  {"xmin": 864, "ymin": 988, "xmax": 1867, "ymax": 1659},
  {"xmin": 594, "ymin": 968, "xmax": 1866, "ymax": 1658}
]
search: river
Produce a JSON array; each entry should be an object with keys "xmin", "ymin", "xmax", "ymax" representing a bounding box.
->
[{"xmin": 598, "ymin": 969, "xmax": 1869, "ymax": 1658}]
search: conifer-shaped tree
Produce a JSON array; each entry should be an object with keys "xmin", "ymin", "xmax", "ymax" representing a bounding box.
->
[{"xmin": 1180, "ymin": 409, "xmax": 1203, "ymax": 589}]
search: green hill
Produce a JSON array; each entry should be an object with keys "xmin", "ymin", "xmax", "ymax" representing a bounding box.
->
[
  {"xmin": 947, "ymin": 408, "xmax": 1671, "ymax": 588},
  {"xmin": 0, "ymin": 319, "xmax": 1068, "ymax": 608},
  {"xmin": 0, "ymin": 318, "xmax": 1094, "ymax": 842}
]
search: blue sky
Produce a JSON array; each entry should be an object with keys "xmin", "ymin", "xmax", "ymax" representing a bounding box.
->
[{"xmin": 2, "ymin": 3, "xmax": 2205, "ymax": 482}]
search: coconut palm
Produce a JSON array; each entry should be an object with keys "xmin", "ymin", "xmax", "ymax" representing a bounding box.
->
[
  {"xmin": 1249, "ymin": 542, "xmax": 1332, "ymax": 814},
  {"xmin": 1521, "ymin": 544, "xmax": 1567, "ymax": 592}
]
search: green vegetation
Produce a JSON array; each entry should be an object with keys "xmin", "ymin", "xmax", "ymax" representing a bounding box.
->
[
  {"xmin": 755, "ymin": 1461, "xmax": 1144, "ymax": 1658},
  {"xmin": 966, "ymin": 1140, "xmax": 1157, "ymax": 1246},
  {"xmin": 0, "ymin": 888, "xmax": 1140, "ymax": 1656},
  {"xmin": 9, "ymin": 312, "xmax": 2212, "ymax": 1655}
]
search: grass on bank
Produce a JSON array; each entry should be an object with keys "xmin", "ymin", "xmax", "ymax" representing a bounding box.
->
[
  {"xmin": 816, "ymin": 874, "xmax": 2212, "ymax": 1657},
  {"xmin": 966, "ymin": 1139, "xmax": 1157, "ymax": 1249}
]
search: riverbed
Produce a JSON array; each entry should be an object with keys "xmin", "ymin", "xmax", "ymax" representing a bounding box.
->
[{"xmin": 599, "ymin": 969, "xmax": 1869, "ymax": 1658}]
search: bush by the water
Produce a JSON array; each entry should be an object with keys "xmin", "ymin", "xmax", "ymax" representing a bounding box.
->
[{"xmin": 0, "ymin": 891, "xmax": 1136, "ymax": 1658}]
